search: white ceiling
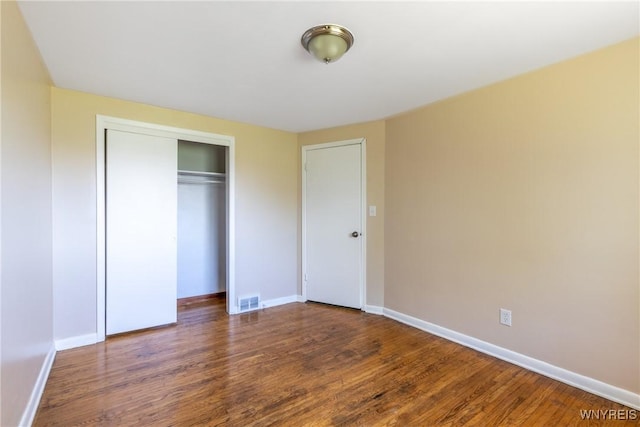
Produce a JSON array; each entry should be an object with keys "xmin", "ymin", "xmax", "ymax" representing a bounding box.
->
[{"xmin": 18, "ymin": 1, "xmax": 639, "ymax": 133}]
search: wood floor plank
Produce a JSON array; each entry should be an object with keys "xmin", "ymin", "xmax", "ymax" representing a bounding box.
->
[{"xmin": 34, "ymin": 299, "xmax": 637, "ymax": 426}]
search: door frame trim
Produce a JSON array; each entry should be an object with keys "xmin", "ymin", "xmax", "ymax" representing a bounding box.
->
[
  {"xmin": 301, "ymin": 138, "xmax": 367, "ymax": 309},
  {"xmin": 96, "ymin": 115, "xmax": 236, "ymax": 341}
]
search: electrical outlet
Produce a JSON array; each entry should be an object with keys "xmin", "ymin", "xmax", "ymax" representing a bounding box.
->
[{"xmin": 500, "ymin": 308, "xmax": 512, "ymax": 327}]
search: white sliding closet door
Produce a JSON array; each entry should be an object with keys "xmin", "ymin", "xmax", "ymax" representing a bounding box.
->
[{"xmin": 106, "ymin": 129, "xmax": 178, "ymax": 335}]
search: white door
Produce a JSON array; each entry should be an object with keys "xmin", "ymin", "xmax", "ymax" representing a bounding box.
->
[
  {"xmin": 304, "ymin": 141, "xmax": 363, "ymax": 309},
  {"xmin": 106, "ymin": 129, "xmax": 178, "ymax": 335}
]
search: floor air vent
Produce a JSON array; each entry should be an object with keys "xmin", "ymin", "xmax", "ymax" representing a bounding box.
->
[{"xmin": 238, "ymin": 295, "xmax": 260, "ymax": 313}]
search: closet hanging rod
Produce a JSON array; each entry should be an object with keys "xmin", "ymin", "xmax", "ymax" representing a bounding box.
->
[{"xmin": 178, "ymin": 170, "xmax": 226, "ymax": 178}]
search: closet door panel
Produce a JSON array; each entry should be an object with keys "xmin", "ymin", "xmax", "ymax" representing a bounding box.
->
[{"xmin": 106, "ymin": 129, "xmax": 178, "ymax": 335}]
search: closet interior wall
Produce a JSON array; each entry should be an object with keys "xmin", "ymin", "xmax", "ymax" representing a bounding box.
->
[{"xmin": 177, "ymin": 140, "xmax": 227, "ymax": 299}]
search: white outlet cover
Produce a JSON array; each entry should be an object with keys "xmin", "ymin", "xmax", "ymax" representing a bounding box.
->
[{"xmin": 500, "ymin": 308, "xmax": 512, "ymax": 327}]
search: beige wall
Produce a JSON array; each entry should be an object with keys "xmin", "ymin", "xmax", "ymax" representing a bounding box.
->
[
  {"xmin": 298, "ymin": 121, "xmax": 386, "ymax": 307},
  {"xmin": 385, "ymin": 37, "xmax": 639, "ymax": 393},
  {"xmin": 51, "ymin": 88, "xmax": 298, "ymax": 341},
  {"xmin": 4, "ymin": 1, "xmax": 637, "ymax": 413},
  {"xmin": 1, "ymin": 1, "xmax": 54, "ymax": 425}
]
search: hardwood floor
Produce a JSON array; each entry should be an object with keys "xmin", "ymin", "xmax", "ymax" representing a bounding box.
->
[{"xmin": 34, "ymin": 296, "xmax": 636, "ymax": 426}]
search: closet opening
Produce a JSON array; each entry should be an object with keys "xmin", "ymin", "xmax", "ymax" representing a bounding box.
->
[
  {"xmin": 177, "ymin": 140, "xmax": 227, "ymax": 306},
  {"xmin": 96, "ymin": 115, "xmax": 237, "ymax": 341}
]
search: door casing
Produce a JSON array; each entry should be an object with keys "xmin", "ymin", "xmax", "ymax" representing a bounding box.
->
[
  {"xmin": 96, "ymin": 115, "xmax": 236, "ymax": 341},
  {"xmin": 301, "ymin": 138, "xmax": 367, "ymax": 308}
]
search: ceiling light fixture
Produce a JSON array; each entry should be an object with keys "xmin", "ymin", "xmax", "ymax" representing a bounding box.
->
[{"xmin": 301, "ymin": 24, "xmax": 354, "ymax": 64}]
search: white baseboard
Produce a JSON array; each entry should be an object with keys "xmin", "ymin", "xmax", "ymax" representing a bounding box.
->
[
  {"xmin": 364, "ymin": 305, "xmax": 384, "ymax": 315},
  {"xmin": 55, "ymin": 333, "xmax": 98, "ymax": 351},
  {"xmin": 383, "ymin": 307, "xmax": 640, "ymax": 410},
  {"xmin": 261, "ymin": 294, "xmax": 300, "ymax": 309},
  {"xmin": 283, "ymin": 297, "xmax": 382, "ymax": 314},
  {"xmin": 19, "ymin": 345, "xmax": 56, "ymax": 427}
]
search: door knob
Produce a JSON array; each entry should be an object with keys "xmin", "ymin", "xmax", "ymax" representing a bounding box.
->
[{"xmin": 351, "ymin": 231, "xmax": 360, "ymax": 238}]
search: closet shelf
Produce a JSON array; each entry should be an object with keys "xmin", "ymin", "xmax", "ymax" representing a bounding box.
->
[{"xmin": 178, "ymin": 170, "xmax": 226, "ymax": 178}]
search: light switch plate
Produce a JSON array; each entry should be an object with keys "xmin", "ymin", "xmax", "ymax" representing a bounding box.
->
[{"xmin": 369, "ymin": 205, "xmax": 377, "ymax": 217}]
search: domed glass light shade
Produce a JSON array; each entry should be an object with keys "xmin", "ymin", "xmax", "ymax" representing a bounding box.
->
[{"xmin": 301, "ymin": 24, "xmax": 354, "ymax": 63}]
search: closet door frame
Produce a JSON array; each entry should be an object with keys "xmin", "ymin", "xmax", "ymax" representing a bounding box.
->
[{"xmin": 96, "ymin": 115, "xmax": 236, "ymax": 342}]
